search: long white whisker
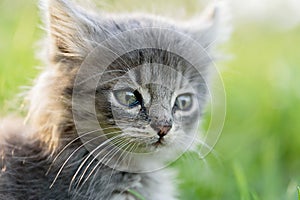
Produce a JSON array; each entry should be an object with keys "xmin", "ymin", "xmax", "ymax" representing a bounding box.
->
[
  {"xmin": 105, "ymin": 141, "xmax": 139, "ymax": 200},
  {"xmin": 179, "ymin": 134, "xmax": 219, "ymax": 160},
  {"xmin": 75, "ymin": 138, "xmax": 131, "ymax": 192},
  {"xmin": 49, "ymin": 130, "xmax": 123, "ymax": 188},
  {"xmin": 88, "ymin": 140, "xmax": 136, "ymax": 196},
  {"xmin": 180, "ymin": 134, "xmax": 214, "ymax": 152},
  {"xmin": 46, "ymin": 126, "xmax": 120, "ymax": 175},
  {"xmin": 74, "ymin": 137, "xmax": 126, "ymax": 189},
  {"xmin": 69, "ymin": 133, "xmax": 125, "ymax": 191}
]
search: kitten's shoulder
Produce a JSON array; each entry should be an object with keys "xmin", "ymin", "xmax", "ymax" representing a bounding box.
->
[
  {"xmin": 0, "ymin": 117, "xmax": 52, "ymax": 198},
  {"xmin": 0, "ymin": 116, "xmax": 48, "ymax": 169}
]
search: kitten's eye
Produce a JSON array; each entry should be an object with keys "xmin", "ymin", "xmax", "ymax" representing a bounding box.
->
[
  {"xmin": 175, "ymin": 94, "xmax": 193, "ymax": 111},
  {"xmin": 113, "ymin": 89, "xmax": 139, "ymax": 108}
]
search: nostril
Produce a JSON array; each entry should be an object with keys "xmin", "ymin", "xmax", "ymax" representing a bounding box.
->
[
  {"xmin": 150, "ymin": 119, "xmax": 173, "ymax": 137},
  {"xmin": 156, "ymin": 125, "xmax": 172, "ymax": 137}
]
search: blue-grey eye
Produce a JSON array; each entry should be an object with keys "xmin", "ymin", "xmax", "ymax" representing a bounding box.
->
[
  {"xmin": 175, "ymin": 94, "xmax": 193, "ymax": 111},
  {"xmin": 113, "ymin": 89, "xmax": 140, "ymax": 108}
]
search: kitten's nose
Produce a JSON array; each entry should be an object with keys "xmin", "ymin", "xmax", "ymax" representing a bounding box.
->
[{"xmin": 150, "ymin": 121, "xmax": 172, "ymax": 138}]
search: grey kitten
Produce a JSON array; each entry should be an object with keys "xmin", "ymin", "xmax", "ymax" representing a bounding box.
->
[{"xmin": 0, "ymin": 0, "xmax": 229, "ymax": 199}]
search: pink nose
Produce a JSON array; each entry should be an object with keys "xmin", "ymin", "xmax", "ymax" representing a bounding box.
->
[
  {"xmin": 156, "ymin": 125, "xmax": 172, "ymax": 138},
  {"xmin": 150, "ymin": 118, "xmax": 173, "ymax": 137}
]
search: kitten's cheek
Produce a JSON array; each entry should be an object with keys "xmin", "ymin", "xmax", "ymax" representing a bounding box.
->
[
  {"xmin": 111, "ymin": 104, "xmax": 140, "ymax": 121},
  {"xmin": 164, "ymin": 132, "xmax": 176, "ymax": 143},
  {"xmin": 173, "ymin": 112, "xmax": 182, "ymax": 121}
]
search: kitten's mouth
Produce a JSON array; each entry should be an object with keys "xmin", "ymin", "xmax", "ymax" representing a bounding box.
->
[{"xmin": 153, "ymin": 137, "xmax": 165, "ymax": 147}]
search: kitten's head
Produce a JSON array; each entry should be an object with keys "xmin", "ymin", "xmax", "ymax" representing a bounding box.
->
[{"xmin": 32, "ymin": 0, "xmax": 230, "ymax": 171}]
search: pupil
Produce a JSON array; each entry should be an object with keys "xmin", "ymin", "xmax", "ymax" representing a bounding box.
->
[{"xmin": 181, "ymin": 100, "xmax": 186, "ymax": 108}]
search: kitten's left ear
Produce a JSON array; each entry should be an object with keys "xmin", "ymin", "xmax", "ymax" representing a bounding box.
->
[
  {"xmin": 40, "ymin": 0, "xmax": 100, "ymax": 62},
  {"xmin": 186, "ymin": 2, "xmax": 232, "ymax": 49}
]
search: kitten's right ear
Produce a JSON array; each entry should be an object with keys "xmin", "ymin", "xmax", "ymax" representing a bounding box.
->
[
  {"xmin": 185, "ymin": 2, "xmax": 232, "ymax": 50},
  {"xmin": 40, "ymin": 0, "xmax": 97, "ymax": 62}
]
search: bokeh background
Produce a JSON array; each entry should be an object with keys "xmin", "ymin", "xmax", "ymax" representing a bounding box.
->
[{"xmin": 0, "ymin": 0, "xmax": 299, "ymax": 199}]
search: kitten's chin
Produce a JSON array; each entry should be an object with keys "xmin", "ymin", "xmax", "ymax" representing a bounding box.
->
[
  {"xmin": 91, "ymin": 135, "xmax": 189, "ymax": 172},
  {"xmin": 106, "ymin": 146, "xmax": 184, "ymax": 173}
]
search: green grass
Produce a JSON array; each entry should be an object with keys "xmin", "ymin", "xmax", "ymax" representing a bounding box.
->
[
  {"xmin": 175, "ymin": 26, "xmax": 300, "ymax": 199},
  {"xmin": 127, "ymin": 189, "xmax": 146, "ymax": 200},
  {"xmin": 1, "ymin": 0, "xmax": 300, "ymax": 199},
  {"xmin": 0, "ymin": 0, "xmax": 40, "ymax": 115}
]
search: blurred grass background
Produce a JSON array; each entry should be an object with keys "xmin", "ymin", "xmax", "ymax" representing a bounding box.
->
[{"xmin": 0, "ymin": 0, "xmax": 299, "ymax": 199}]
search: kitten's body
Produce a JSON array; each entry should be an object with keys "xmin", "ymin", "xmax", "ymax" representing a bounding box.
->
[
  {"xmin": 0, "ymin": 120, "xmax": 175, "ymax": 200},
  {"xmin": 0, "ymin": 0, "xmax": 229, "ymax": 199}
]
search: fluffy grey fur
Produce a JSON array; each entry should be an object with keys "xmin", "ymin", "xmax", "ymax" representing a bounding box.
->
[{"xmin": 0, "ymin": 0, "xmax": 229, "ymax": 199}]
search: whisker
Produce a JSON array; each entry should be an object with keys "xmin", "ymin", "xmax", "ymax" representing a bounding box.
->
[
  {"xmin": 89, "ymin": 140, "xmax": 135, "ymax": 195},
  {"xmin": 69, "ymin": 134, "xmax": 126, "ymax": 191},
  {"xmin": 75, "ymin": 138, "xmax": 131, "ymax": 192},
  {"xmin": 78, "ymin": 73, "xmax": 129, "ymax": 86},
  {"xmin": 80, "ymin": 138, "xmax": 138, "ymax": 189},
  {"xmin": 179, "ymin": 134, "xmax": 219, "ymax": 159},
  {"xmin": 75, "ymin": 137, "xmax": 126, "ymax": 189},
  {"xmin": 104, "ymin": 142, "xmax": 139, "ymax": 200},
  {"xmin": 174, "ymin": 139, "xmax": 209, "ymax": 166},
  {"xmin": 46, "ymin": 126, "xmax": 120, "ymax": 175},
  {"xmin": 180, "ymin": 134, "xmax": 214, "ymax": 151},
  {"xmin": 123, "ymin": 140, "xmax": 140, "ymax": 171},
  {"xmin": 49, "ymin": 130, "xmax": 123, "ymax": 188}
]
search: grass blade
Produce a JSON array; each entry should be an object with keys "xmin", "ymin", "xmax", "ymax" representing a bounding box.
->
[{"xmin": 127, "ymin": 189, "xmax": 146, "ymax": 200}]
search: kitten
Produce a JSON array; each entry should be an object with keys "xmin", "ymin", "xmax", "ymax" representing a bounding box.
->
[{"xmin": 0, "ymin": 0, "xmax": 229, "ymax": 199}]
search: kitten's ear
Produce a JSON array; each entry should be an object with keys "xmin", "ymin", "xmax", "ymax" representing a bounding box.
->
[
  {"xmin": 187, "ymin": 2, "xmax": 232, "ymax": 49},
  {"xmin": 40, "ymin": 0, "xmax": 97, "ymax": 62}
]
